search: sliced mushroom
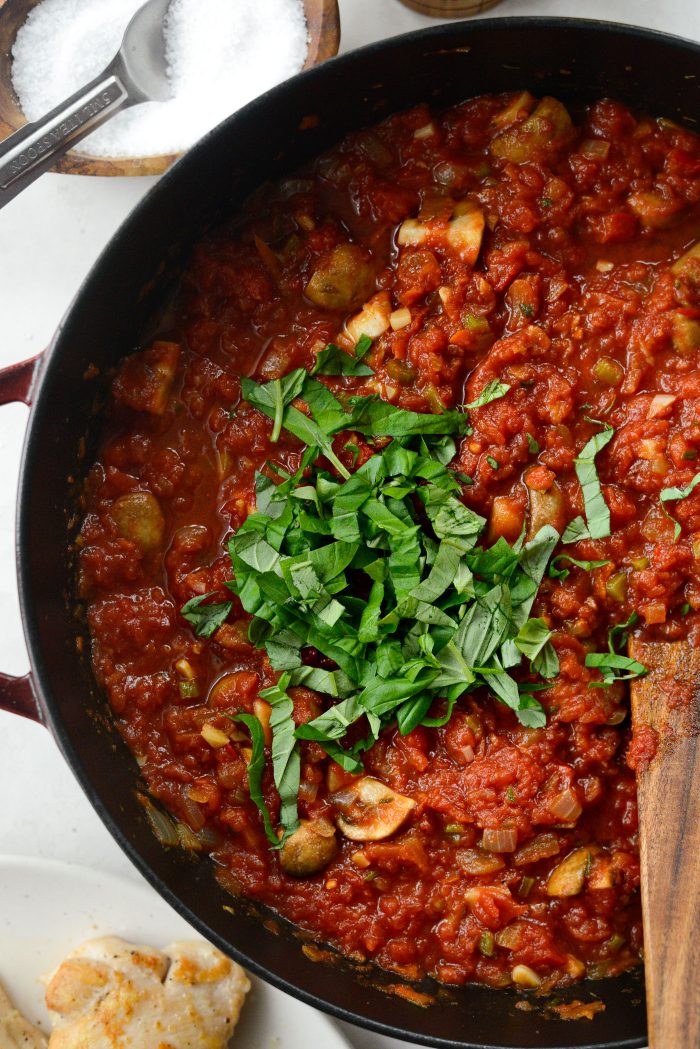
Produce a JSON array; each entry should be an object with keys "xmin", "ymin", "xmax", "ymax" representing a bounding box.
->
[
  {"xmin": 346, "ymin": 291, "xmax": 392, "ymax": 343},
  {"xmin": 627, "ymin": 190, "xmax": 681, "ymax": 230},
  {"xmin": 305, "ymin": 243, "xmax": 376, "ymax": 311},
  {"xmin": 546, "ymin": 845, "xmax": 600, "ymax": 897},
  {"xmin": 110, "ymin": 491, "xmax": 165, "ymax": 553},
  {"xmin": 671, "ymin": 311, "xmax": 700, "ymax": 355},
  {"xmin": 112, "ymin": 340, "xmax": 180, "ymax": 415},
  {"xmin": 672, "ymin": 240, "xmax": 700, "ymax": 288},
  {"xmin": 490, "ymin": 97, "xmax": 574, "ymax": 165},
  {"xmin": 526, "ymin": 480, "xmax": 566, "ymax": 540},
  {"xmin": 333, "ymin": 777, "xmax": 416, "ymax": 841},
  {"xmin": 491, "ymin": 91, "xmax": 536, "ymax": 129},
  {"xmin": 278, "ymin": 818, "xmax": 337, "ymax": 877}
]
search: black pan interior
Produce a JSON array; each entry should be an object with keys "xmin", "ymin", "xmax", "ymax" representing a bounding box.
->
[{"xmin": 17, "ymin": 17, "xmax": 700, "ymax": 1049}]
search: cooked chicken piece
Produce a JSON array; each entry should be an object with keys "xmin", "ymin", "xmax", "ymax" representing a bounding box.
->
[
  {"xmin": 0, "ymin": 979, "xmax": 48, "ymax": 1049},
  {"xmin": 45, "ymin": 936, "xmax": 250, "ymax": 1049}
]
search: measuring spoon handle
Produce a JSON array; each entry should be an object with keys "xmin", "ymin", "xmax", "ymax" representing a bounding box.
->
[{"xmin": 0, "ymin": 63, "xmax": 133, "ymax": 209}]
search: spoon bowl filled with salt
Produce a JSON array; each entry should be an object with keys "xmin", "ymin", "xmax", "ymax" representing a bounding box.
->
[{"xmin": 0, "ymin": 0, "xmax": 339, "ymax": 195}]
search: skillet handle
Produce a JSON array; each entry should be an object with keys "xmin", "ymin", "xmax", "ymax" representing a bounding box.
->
[
  {"xmin": 0, "ymin": 355, "xmax": 43, "ymax": 722},
  {"xmin": 0, "ymin": 354, "xmax": 41, "ymax": 405},
  {"xmin": 0, "ymin": 673, "xmax": 42, "ymax": 723}
]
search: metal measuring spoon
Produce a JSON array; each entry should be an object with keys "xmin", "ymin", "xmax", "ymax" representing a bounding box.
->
[{"xmin": 0, "ymin": 0, "xmax": 171, "ymax": 208}]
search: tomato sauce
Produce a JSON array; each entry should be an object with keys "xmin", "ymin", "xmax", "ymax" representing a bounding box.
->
[{"xmin": 78, "ymin": 92, "xmax": 700, "ymax": 992}]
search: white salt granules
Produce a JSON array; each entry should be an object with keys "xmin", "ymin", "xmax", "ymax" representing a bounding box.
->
[{"xmin": 11, "ymin": 0, "xmax": 308, "ymax": 159}]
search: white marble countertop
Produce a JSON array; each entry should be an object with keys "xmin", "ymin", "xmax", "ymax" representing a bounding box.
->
[{"xmin": 1, "ymin": 0, "xmax": 698, "ymax": 1045}]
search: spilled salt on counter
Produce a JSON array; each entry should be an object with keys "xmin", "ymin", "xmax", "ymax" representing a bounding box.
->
[{"xmin": 11, "ymin": 0, "xmax": 308, "ymax": 159}]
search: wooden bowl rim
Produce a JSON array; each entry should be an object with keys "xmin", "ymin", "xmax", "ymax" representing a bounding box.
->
[{"xmin": 0, "ymin": 0, "xmax": 340, "ymax": 177}]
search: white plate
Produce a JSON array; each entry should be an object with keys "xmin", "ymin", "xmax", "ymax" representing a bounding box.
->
[{"xmin": 0, "ymin": 854, "xmax": 355, "ymax": 1047}]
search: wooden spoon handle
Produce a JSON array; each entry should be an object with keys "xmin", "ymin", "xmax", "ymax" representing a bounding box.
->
[{"xmin": 629, "ymin": 639, "xmax": 700, "ymax": 1049}]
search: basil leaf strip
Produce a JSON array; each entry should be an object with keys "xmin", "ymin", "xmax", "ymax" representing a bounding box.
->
[
  {"xmin": 548, "ymin": 554, "xmax": 611, "ymax": 581},
  {"xmin": 231, "ymin": 713, "xmax": 278, "ymax": 846},
  {"xmin": 259, "ymin": 673, "xmax": 301, "ymax": 846},
  {"xmin": 566, "ymin": 423, "xmax": 615, "ymax": 541},
  {"xmin": 181, "ymin": 592, "xmax": 233, "ymax": 638},
  {"xmin": 311, "ymin": 341, "xmax": 374, "ymax": 377},
  {"xmin": 660, "ymin": 470, "xmax": 700, "ymax": 541},
  {"xmin": 464, "ymin": 379, "xmax": 511, "ymax": 410}
]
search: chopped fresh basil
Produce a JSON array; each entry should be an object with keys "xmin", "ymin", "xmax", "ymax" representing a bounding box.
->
[
  {"xmin": 586, "ymin": 611, "xmax": 646, "ymax": 688},
  {"xmin": 566, "ymin": 423, "xmax": 614, "ymax": 542},
  {"xmin": 464, "ymin": 379, "xmax": 511, "ymax": 410},
  {"xmin": 311, "ymin": 341, "xmax": 374, "ymax": 377},
  {"xmin": 514, "ymin": 618, "xmax": 560, "ymax": 679},
  {"xmin": 259, "ymin": 672, "xmax": 300, "ymax": 846},
  {"xmin": 526, "ymin": 432, "xmax": 540, "ymax": 455},
  {"xmin": 231, "ymin": 712, "xmax": 278, "ymax": 845},
  {"xmin": 486, "ymin": 455, "xmax": 500, "ymax": 470},
  {"xmin": 660, "ymin": 471, "xmax": 700, "ymax": 541},
  {"xmin": 548, "ymin": 554, "xmax": 611, "ymax": 581},
  {"xmin": 355, "ymin": 333, "xmax": 373, "ymax": 359},
  {"xmin": 194, "ymin": 377, "xmax": 567, "ymax": 846},
  {"xmin": 181, "ymin": 592, "xmax": 232, "ymax": 638},
  {"xmin": 607, "ymin": 610, "xmax": 639, "ymax": 655},
  {"xmin": 561, "ymin": 515, "xmax": 590, "ymax": 544},
  {"xmin": 585, "ymin": 652, "xmax": 647, "ymax": 687}
]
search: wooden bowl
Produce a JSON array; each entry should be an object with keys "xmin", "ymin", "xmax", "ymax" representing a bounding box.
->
[
  {"xmin": 397, "ymin": 0, "xmax": 502, "ymax": 14},
  {"xmin": 0, "ymin": 0, "xmax": 340, "ymax": 176}
]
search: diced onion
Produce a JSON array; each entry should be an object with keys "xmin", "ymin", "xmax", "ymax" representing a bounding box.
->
[
  {"xmin": 596, "ymin": 260, "xmax": 614, "ymax": 273},
  {"xmin": 481, "ymin": 827, "xmax": 518, "ymax": 853},
  {"xmin": 141, "ymin": 797, "xmax": 179, "ymax": 848},
  {"xmin": 638, "ymin": 437, "xmax": 665, "ymax": 460},
  {"xmin": 647, "ymin": 394, "xmax": 677, "ymax": 419},
  {"xmin": 548, "ymin": 787, "xmax": 582, "ymax": 823},
  {"xmin": 176, "ymin": 821, "xmax": 202, "ymax": 851},
  {"xmin": 298, "ymin": 780, "xmax": 319, "ymax": 803},
  {"xmin": 175, "ymin": 657, "xmax": 196, "ymax": 679},
  {"xmin": 180, "ymin": 795, "xmax": 206, "ymax": 832},
  {"xmin": 201, "ymin": 722, "xmax": 230, "ymax": 748},
  {"xmin": 196, "ymin": 826, "xmax": 223, "ymax": 850},
  {"xmin": 511, "ymin": 964, "xmax": 542, "ymax": 988},
  {"xmin": 414, "ymin": 122, "xmax": 436, "ymax": 140},
  {"xmin": 390, "ymin": 307, "xmax": 412, "ymax": 331},
  {"xmin": 346, "ymin": 292, "xmax": 392, "ymax": 342}
]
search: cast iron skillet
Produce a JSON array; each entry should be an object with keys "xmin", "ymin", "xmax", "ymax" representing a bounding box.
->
[{"xmin": 2, "ymin": 16, "xmax": 698, "ymax": 1048}]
